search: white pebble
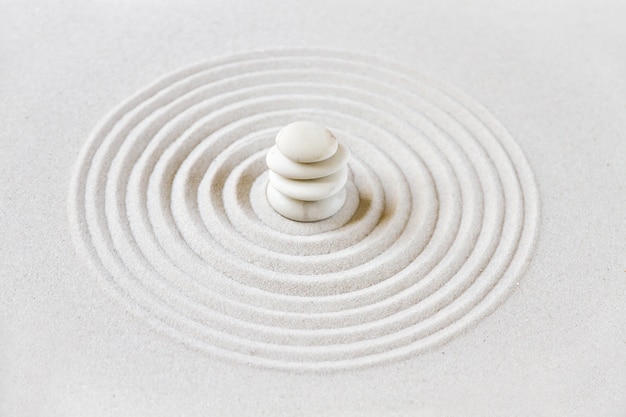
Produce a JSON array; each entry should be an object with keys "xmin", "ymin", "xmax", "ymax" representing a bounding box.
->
[
  {"xmin": 275, "ymin": 121, "xmax": 338, "ymax": 163},
  {"xmin": 266, "ymin": 184, "xmax": 347, "ymax": 222},
  {"xmin": 266, "ymin": 143, "xmax": 350, "ymax": 180},
  {"xmin": 268, "ymin": 166, "xmax": 348, "ymax": 202}
]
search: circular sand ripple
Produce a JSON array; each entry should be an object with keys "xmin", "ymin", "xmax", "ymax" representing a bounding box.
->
[{"xmin": 68, "ymin": 50, "xmax": 540, "ymax": 371}]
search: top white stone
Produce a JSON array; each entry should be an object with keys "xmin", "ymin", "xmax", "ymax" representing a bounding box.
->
[{"xmin": 275, "ymin": 121, "xmax": 338, "ymax": 163}]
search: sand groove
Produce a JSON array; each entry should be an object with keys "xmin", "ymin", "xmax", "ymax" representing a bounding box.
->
[{"xmin": 68, "ymin": 50, "xmax": 539, "ymax": 370}]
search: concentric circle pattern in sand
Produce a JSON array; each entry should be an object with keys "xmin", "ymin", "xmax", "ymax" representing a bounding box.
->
[{"xmin": 68, "ymin": 50, "xmax": 540, "ymax": 371}]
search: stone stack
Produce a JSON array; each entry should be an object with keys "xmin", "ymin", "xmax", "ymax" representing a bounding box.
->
[{"xmin": 266, "ymin": 121, "xmax": 350, "ymax": 222}]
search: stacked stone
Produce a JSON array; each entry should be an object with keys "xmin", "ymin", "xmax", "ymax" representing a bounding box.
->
[{"xmin": 266, "ymin": 121, "xmax": 350, "ymax": 222}]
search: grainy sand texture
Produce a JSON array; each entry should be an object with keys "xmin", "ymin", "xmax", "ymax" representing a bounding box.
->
[{"xmin": 1, "ymin": 1, "xmax": 625, "ymax": 416}]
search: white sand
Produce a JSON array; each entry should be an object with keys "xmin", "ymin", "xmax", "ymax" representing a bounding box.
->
[{"xmin": 1, "ymin": 1, "xmax": 625, "ymax": 416}]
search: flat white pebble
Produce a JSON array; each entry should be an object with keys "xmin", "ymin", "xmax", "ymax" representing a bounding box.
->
[
  {"xmin": 275, "ymin": 121, "xmax": 338, "ymax": 163},
  {"xmin": 266, "ymin": 143, "xmax": 350, "ymax": 180},
  {"xmin": 268, "ymin": 166, "xmax": 348, "ymax": 201},
  {"xmin": 266, "ymin": 183, "xmax": 347, "ymax": 222}
]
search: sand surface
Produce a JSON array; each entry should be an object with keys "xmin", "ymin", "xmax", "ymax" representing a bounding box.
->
[{"xmin": 1, "ymin": 1, "xmax": 625, "ymax": 416}]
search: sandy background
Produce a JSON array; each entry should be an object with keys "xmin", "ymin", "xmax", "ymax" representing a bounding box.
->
[{"xmin": 1, "ymin": 0, "xmax": 625, "ymax": 416}]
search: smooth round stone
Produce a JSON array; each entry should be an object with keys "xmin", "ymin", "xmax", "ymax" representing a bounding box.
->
[
  {"xmin": 266, "ymin": 183, "xmax": 347, "ymax": 222},
  {"xmin": 268, "ymin": 166, "xmax": 348, "ymax": 202},
  {"xmin": 275, "ymin": 121, "xmax": 338, "ymax": 163},
  {"xmin": 266, "ymin": 143, "xmax": 350, "ymax": 180}
]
